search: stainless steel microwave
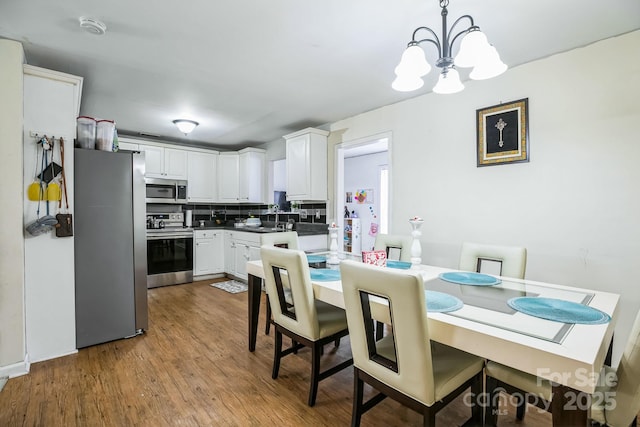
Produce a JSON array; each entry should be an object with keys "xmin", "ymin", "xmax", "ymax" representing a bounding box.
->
[{"xmin": 145, "ymin": 178, "xmax": 187, "ymax": 204}]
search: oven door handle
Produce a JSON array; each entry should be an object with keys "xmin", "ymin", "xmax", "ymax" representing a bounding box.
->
[{"xmin": 147, "ymin": 233, "xmax": 193, "ymax": 240}]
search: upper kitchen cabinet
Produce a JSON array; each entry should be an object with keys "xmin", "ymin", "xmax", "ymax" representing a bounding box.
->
[
  {"xmin": 284, "ymin": 128, "xmax": 329, "ymax": 201},
  {"xmin": 187, "ymin": 149, "xmax": 218, "ymax": 203},
  {"xmin": 217, "ymin": 152, "xmax": 240, "ymax": 202},
  {"xmin": 139, "ymin": 143, "xmax": 187, "ymax": 180},
  {"xmin": 238, "ymin": 148, "xmax": 265, "ymax": 203},
  {"xmin": 217, "ymin": 148, "xmax": 265, "ymax": 203},
  {"xmin": 116, "ymin": 137, "xmax": 139, "ymax": 151}
]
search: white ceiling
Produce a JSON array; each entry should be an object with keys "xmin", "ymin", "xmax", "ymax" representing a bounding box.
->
[{"xmin": 2, "ymin": 0, "xmax": 639, "ymax": 150}]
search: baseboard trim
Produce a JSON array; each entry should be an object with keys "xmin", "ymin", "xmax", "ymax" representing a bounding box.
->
[{"xmin": 0, "ymin": 357, "xmax": 30, "ymax": 379}]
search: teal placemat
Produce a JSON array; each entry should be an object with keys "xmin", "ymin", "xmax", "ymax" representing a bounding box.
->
[
  {"xmin": 439, "ymin": 271, "xmax": 501, "ymax": 286},
  {"xmin": 310, "ymin": 269, "xmax": 341, "ymax": 281},
  {"xmin": 306, "ymin": 254, "xmax": 326, "ymax": 263},
  {"xmin": 425, "ymin": 290, "xmax": 463, "ymax": 313},
  {"xmin": 508, "ymin": 297, "xmax": 611, "ymax": 324},
  {"xmin": 387, "ymin": 260, "xmax": 411, "ymax": 270}
]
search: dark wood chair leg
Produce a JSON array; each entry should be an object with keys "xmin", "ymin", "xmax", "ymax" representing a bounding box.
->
[
  {"xmin": 265, "ymin": 295, "xmax": 271, "ymax": 335},
  {"xmin": 516, "ymin": 398, "xmax": 526, "ymax": 420},
  {"xmin": 470, "ymin": 373, "xmax": 483, "ymax": 424},
  {"xmin": 351, "ymin": 368, "xmax": 364, "ymax": 427},
  {"xmin": 272, "ymin": 329, "xmax": 283, "ymax": 379},
  {"xmin": 422, "ymin": 409, "xmax": 435, "ymax": 427},
  {"xmin": 486, "ymin": 376, "xmax": 499, "ymax": 427},
  {"xmin": 308, "ymin": 341, "xmax": 322, "ymax": 407}
]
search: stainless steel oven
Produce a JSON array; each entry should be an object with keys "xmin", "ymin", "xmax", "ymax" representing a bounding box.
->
[{"xmin": 146, "ymin": 229, "xmax": 194, "ymax": 288}]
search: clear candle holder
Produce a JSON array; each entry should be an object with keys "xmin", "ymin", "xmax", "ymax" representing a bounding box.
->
[{"xmin": 409, "ymin": 217, "xmax": 424, "ymax": 267}]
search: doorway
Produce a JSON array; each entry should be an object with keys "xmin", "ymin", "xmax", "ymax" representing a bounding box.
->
[{"xmin": 335, "ymin": 132, "xmax": 391, "ymax": 254}]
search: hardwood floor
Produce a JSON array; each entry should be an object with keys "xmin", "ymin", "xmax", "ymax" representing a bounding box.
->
[{"xmin": 0, "ymin": 279, "xmax": 599, "ymax": 426}]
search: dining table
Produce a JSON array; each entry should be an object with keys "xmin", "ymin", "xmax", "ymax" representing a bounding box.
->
[{"xmin": 246, "ymin": 252, "xmax": 619, "ymax": 427}]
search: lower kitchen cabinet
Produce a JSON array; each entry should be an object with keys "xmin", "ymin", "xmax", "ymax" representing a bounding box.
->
[
  {"xmin": 194, "ymin": 230, "xmax": 224, "ymax": 276},
  {"xmin": 224, "ymin": 230, "xmax": 262, "ymax": 281}
]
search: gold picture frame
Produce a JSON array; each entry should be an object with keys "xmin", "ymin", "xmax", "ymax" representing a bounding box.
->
[{"xmin": 476, "ymin": 98, "xmax": 529, "ymax": 167}]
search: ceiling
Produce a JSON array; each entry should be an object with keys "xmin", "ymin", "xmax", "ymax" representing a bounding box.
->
[{"xmin": 2, "ymin": 1, "xmax": 639, "ymax": 150}]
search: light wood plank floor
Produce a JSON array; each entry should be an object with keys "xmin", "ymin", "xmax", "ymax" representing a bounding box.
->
[{"xmin": 1, "ymin": 279, "xmax": 616, "ymax": 426}]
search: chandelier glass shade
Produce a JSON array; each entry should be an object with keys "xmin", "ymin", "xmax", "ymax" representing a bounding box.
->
[
  {"xmin": 392, "ymin": 0, "xmax": 507, "ymax": 94},
  {"xmin": 173, "ymin": 119, "xmax": 199, "ymax": 135}
]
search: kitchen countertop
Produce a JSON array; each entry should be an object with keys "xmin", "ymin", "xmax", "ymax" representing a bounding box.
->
[{"xmin": 191, "ymin": 223, "xmax": 329, "ymax": 236}]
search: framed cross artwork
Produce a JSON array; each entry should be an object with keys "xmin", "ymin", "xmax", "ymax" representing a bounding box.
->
[{"xmin": 476, "ymin": 98, "xmax": 529, "ymax": 167}]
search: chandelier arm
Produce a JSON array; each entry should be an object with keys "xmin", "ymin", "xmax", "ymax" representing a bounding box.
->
[
  {"xmin": 446, "ymin": 15, "xmax": 476, "ymax": 49},
  {"xmin": 411, "ymin": 26, "xmax": 442, "ymax": 58}
]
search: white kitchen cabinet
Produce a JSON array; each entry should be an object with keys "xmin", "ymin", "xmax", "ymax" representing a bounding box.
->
[
  {"xmin": 224, "ymin": 231, "xmax": 261, "ymax": 281},
  {"xmin": 187, "ymin": 150, "xmax": 218, "ymax": 203},
  {"xmin": 194, "ymin": 230, "xmax": 224, "ymax": 276},
  {"xmin": 217, "ymin": 148, "xmax": 265, "ymax": 203},
  {"xmin": 139, "ymin": 144, "xmax": 188, "ymax": 180},
  {"xmin": 238, "ymin": 148, "xmax": 265, "ymax": 203},
  {"xmin": 117, "ymin": 137, "xmax": 139, "ymax": 151},
  {"xmin": 224, "ymin": 231, "xmax": 236, "ymax": 276},
  {"xmin": 284, "ymin": 128, "xmax": 329, "ymax": 201},
  {"xmin": 217, "ymin": 153, "xmax": 240, "ymax": 202}
]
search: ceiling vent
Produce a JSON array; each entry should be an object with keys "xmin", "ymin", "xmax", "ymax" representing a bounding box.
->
[{"xmin": 79, "ymin": 17, "xmax": 107, "ymax": 35}]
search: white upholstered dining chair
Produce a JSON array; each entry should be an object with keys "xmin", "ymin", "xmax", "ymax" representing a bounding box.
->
[
  {"xmin": 260, "ymin": 245, "xmax": 353, "ymax": 407},
  {"xmin": 340, "ymin": 260, "xmax": 484, "ymax": 426},
  {"xmin": 372, "ymin": 233, "xmax": 413, "ymax": 339},
  {"xmin": 373, "ymin": 233, "xmax": 412, "ymax": 262},
  {"xmin": 459, "ymin": 242, "xmax": 527, "ymax": 279},
  {"xmin": 485, "ymin": 310, "xmax": 640, "ymax": 427},
  {"xmin": 261, "ymin": 231, "xmax": 299, "ymax": 334}
]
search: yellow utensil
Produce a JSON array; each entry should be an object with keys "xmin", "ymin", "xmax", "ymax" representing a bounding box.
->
[
  {"xmin": 46, "ymin": 182, "xmax": 61, "ymax": 201},
  {"xmin": 28, "ymin": 181, "xmax": 43, "ymax": 201}
]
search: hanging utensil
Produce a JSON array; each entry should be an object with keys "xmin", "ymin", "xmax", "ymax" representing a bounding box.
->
[
  {"xmin": 55, "ymin": 137, "xmax": 73, "ymax": 237},
  {"xmin": 27, "ymin": 140, "xmax": 43, "ymax": 201},
  {"xmin": 26, "ymin": 141, "xmax": 58, "ymax": 236}
]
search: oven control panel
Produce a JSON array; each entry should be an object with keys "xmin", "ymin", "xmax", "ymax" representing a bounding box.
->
[{"xmin": 147, "ymin": 212, "xmax": 184, "ymax": 229}]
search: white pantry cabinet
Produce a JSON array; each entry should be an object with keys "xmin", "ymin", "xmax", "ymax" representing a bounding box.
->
[
  {"xmin": 194, "ymin": 229, "xmax": 224, "ymax": 276},
  {"xmin": 187, "ymin": 150, "xmax": 218, "ymax": 203},
  {"xmin": 284, "ymin": 128, "xmax": 329, "ymax": 201},
  {"xmin": 139, "ymin": 144, "xmax": 188, "ymax": 180},
  {"xmin": 23, "ymin": 64, "xmax": 82, "ymax": 362}
]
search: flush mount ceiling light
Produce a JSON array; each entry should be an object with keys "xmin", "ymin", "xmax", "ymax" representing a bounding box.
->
[
  {"xmin": 173, "ymin": 119, "xmax": 199, "ymax": 135},
  {"xmin": 392, "ymin": 0, "xmax": 507, "ymax": 94},
  {"xmin": 79, "ymin": 17, "xmax": 107, "ymax": 35}
]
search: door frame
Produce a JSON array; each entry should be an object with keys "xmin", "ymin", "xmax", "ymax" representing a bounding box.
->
[{"xmin": 334, "ymin": 131, "xmax": 392, "ymax": 249}]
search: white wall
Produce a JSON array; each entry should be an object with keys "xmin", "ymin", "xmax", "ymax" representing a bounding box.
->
[
  {"xmin": 344, "ymin": 151, "xmax": 388, "ymax": 252},
  {"xmin": 329, "ymin": 31, "xmax": 640, "ymax": 364},
  {"xmin": 0, "ymin": 40, "xmax": 27, "ymax": 377}
]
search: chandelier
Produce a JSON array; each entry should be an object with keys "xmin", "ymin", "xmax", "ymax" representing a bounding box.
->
[{"xmin": 392, "ymin": 0, "xmax": 507, "ymax": 94}]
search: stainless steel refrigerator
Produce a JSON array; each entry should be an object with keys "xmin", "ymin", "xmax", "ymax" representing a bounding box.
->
[{"xmin": 74, "ymin": 148, "xmax": 148, "ymax": 348}]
